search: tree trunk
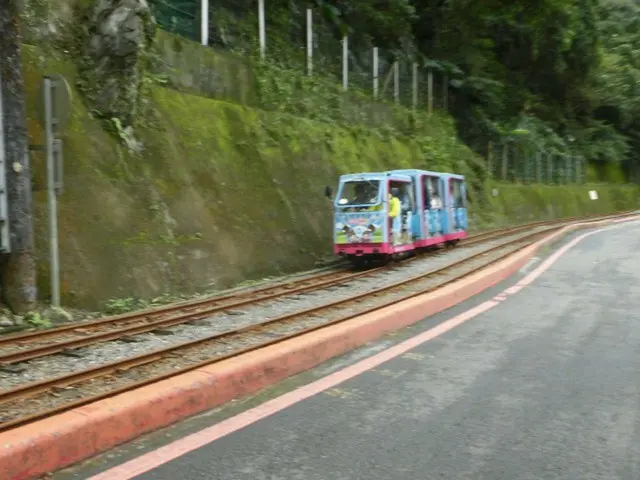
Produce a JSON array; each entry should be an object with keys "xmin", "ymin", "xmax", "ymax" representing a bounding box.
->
[{"xmin": 0, "ymin": 0, "xmax": 37, "ymax": 313}]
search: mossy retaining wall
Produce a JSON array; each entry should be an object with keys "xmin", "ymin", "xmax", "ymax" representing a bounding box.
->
[{"xmin": 20, "ymin": 44, "xmax": 640, "ymax": 309}]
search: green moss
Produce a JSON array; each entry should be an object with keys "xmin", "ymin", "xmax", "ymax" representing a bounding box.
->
[
  {"xmin": 473, "ymin": 182, "xmax": 640, "ymax": 230},
  {"xmin": 19, "ymin": 42, "xmax": 640, "ymax": 309},
  {"xmin": 151, "ymin": 31, "xmax": 257, "ymax": 106}
]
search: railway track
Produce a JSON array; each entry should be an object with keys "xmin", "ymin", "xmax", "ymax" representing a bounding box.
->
[
  {"xmin": 0, "ymin": 250, "xmax": 460, "ymax": 365},
  {"xmin": 0, "ymin": 211, "xmax": 633, "ymax": 370},
  {"xmin": 0, "ymin": 211, "xmax": 634, "ymax": 431},
  {"xmin": 0, "ymin": 268, "xmax": 383, "ymax": 364},
  {"xmin": 0, "ymin": 218, "xmax": 545, "ymax": 364},
  {"xmin": 464, "ymin": 210, "xmax": 636, "ymax": 243},
  {"xmin": 0, "ymin": 212, "xmax": 617, "ymax": 366},
  {"xmin": 0, "ymin": 214, "xmax": 624, "ymax": 358}
]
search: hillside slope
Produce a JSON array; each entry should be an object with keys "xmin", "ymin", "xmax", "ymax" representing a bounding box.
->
[{"xmin": 20, "ymin": 44, "xmax": 640, "ymax": 309}]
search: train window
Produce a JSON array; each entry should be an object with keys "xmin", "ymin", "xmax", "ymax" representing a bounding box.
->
[
  {"xmin": 451, "ymin": 179, "xmax": 465, "ymax": 208},
  {"xmin": 423, "ymin": 176, "xmax": 443, "ymax": 209},
  {"xmin": 389, "ymin": 181, "xmax": 414, "ymax": 212},
  {"xmin": 337, "ymin": 180, "xmax": 380, "ymax": 206},
  {"xmin": 421, "ymin": 179, "xmax": 429, "ymax": 208}
]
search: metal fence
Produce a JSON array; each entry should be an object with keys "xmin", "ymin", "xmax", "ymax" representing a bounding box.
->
[
  {"xmin": 151, "ymin": 0, "xmax": 199, "ymax": 40},
  {"xmin": 150, "ymin": 0, "xmax": 452, "ymax": 109},
  {"xmin": 488, "ymin": 142, "xmax": 585, "ymax": 184},
  {"xmin": 149, "ymin": 0, "xmax": 585, "ymax": 185}
]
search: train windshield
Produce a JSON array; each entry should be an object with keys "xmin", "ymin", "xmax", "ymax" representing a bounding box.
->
[{"xmin": 336, "ymin": 180, "xmax": 381, "ymax": 207}]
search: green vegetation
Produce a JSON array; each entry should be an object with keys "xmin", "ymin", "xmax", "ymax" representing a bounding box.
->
[
  {"xmin": 10, "ymin": 0, "xmax": 639, "ymax": 313},
  {"xmin": 18, "ymin": 41, "xmax": 477, "ymax": 308},
  {"xmin": 17, "ymin": 38, "xmax": 638, "ymax": 310},
  {"xmin": 23, "ymin": 311, "xmax": 52, "ymax": 329},
  {"xmin": 480, "ymin": 182, "xmax": 640, "ymax": 228},
  {"xmin": 154, "ymin": 0, "xmax": 640, "ymax": 181}
]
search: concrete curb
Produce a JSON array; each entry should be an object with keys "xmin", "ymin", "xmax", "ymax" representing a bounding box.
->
[{"xmin": 1, "ymin": 217, "xmax": 637, "ymax": 480}]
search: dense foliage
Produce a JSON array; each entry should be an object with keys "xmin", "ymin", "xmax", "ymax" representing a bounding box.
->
[
  {"xmin": 155, "ymin": 0, "xmax": 640, "ymax": 180},
  {"xmin": 316, "ymin": 0, "xmax": 640, "ymax": 179}
]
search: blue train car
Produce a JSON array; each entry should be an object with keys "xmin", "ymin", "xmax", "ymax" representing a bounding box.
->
[
  {"xmin": 325, "ymin": 169, "xmax": 469, "ymax": 265},
  {"xmin": 388, "ymin": 169, "xmax": 468, "ymax": 248},
  {"xmin": 325, "ymin": 171, "xmax": 413, "ymax": 263}
]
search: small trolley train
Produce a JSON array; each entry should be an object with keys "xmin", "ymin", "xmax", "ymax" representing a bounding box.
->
[{"xmin": 325, "ymin": 169, "xmax": 468, "ymax": 266}]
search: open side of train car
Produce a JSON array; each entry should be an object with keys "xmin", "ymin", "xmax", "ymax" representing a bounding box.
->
[
  {"xmin": 325, "ymin": 170, "xmax": 469, "ymax": 266},
  {"xmin": 389, "ymin": 169, "xmax": 469, "ymax": 248}
]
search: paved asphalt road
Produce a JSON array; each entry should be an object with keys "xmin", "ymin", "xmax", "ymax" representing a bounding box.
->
[{"xmin": 57, "ymin": 221, "xmax": 640, "ymax": 480}]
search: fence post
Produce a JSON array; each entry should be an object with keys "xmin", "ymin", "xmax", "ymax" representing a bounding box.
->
[
  {"xmin": 200, "ymin": 0, "xmax": 209, "ymax": 46},
  {"xmin": 412, "ymin": 62, "xmax": 418, "ymax": 109},
  {"xmin": 427, "ymin": 68, "xmax": 433, "ymax": 114},
  {"xmin": 521, "ymin": 146, "xmax": 528, "ymax": 183},
  {"xmin": 516, "ymin": 144, "xmax": 522, "ymax": 182},
  {"xmin": 576, "ymin": 157, "xmax": 582, "ymax": 184},
  {"xmin": 394, "ymin": 61, "xmax": 399, "ymax": 104},
  {"xmin": 373, "ymin": 47, "xmax": 379, "ymax": 98},
  {"xmin": 342, "ymin": 36, "xmax": 348, "ymax": 90},
  {"xmin": 443, "ymin": 72, "xmax": 448, "ymax": 111},
  {"xmin": 258, "ymin": 0, "xmax": 266, "ymax": 59},
  {"xmin": 501, "ymin": 143, "xmax": 508, "ymax": 180},
  {"xmin": 306, "ymin": 8, "xmax": 312, "ymax": 75}
]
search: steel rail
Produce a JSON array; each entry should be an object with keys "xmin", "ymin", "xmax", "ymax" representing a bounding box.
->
[{"xmin": 0, "ymin": 267, "xmax": 390, "ymax": 348}]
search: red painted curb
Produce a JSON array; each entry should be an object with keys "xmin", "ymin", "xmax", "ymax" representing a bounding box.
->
[{"xmin": 0, "ymin": 217, "xmax": 636, "ymax": 480}]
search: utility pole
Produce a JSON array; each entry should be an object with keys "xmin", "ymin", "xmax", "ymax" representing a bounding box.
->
[
  {"xmin": 0, "ymin": 72, "xmax": 10, "ymax": 255},
  {"xmin": 37, "ymin": 74, "xmax": 70, "ymax": 307},
  {"xmin": 0, "ymin": 0, "xmax": 37, "ymax": 313}
]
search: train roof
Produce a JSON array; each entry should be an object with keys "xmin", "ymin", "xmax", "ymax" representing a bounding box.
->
[
  {"xmin": 440, "ymin": 172, "xmax": 466, "ymax": 180},
  {"xmin": 388, "ymin": 168, "xmax": 439, "ymax": 177},
  {"xmin": 387, "ymin": 168, "xmax": 466, "ymax": 180},
  {"xmin": 338, "ymin": 171, "xmax": 413, "ymax": 182}
]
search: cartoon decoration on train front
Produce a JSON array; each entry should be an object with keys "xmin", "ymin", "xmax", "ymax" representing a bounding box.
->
[
  {"xmin": 335, "ymin": 213, "xmax": 384, "ymax": 244},
  {"xmin": 341, "ymin": 223, "xmax": 377, "ymax": 243}
]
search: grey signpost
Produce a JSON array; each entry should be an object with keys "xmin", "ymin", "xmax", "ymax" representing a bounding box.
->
[{"xmin": 39, "ymin": 74, "xmax": 71, "ymax": 307}]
